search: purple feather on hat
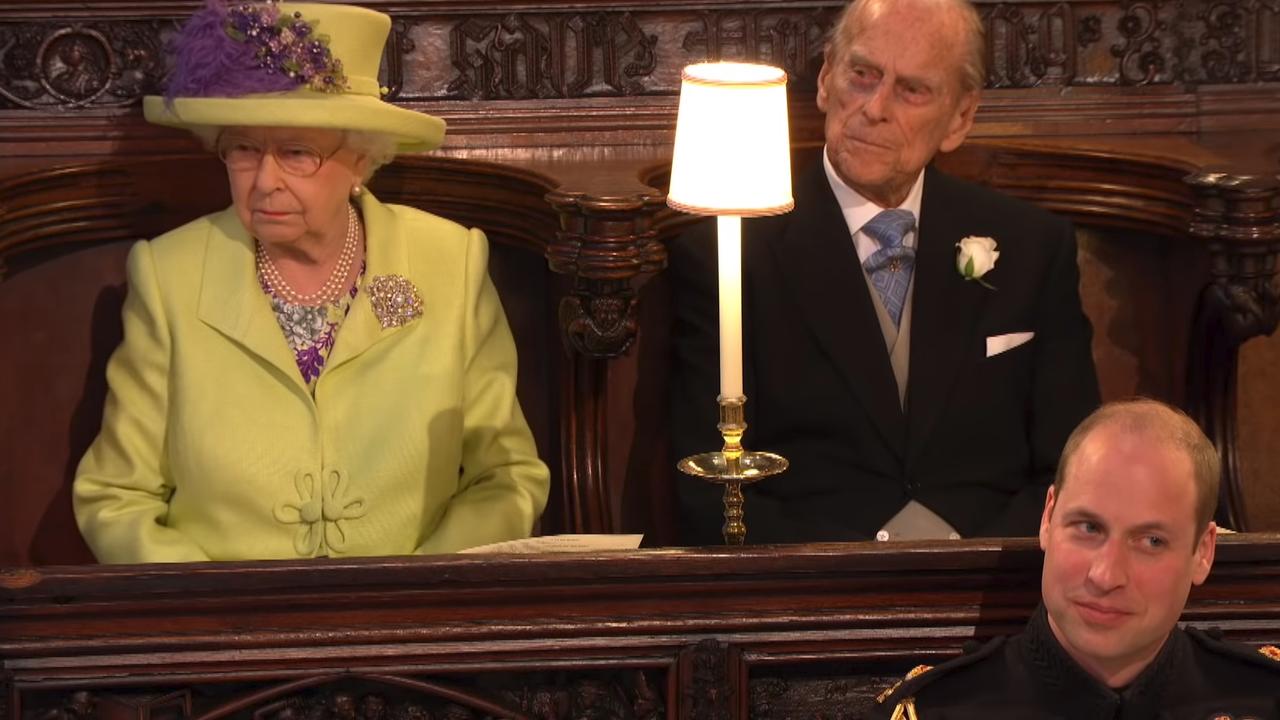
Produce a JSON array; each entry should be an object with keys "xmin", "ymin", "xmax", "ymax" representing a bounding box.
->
[{"xmin": 164, "ymin": 0, "xmax": 320, "ymax": 103}]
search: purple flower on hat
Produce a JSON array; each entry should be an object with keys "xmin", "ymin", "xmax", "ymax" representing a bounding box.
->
[{"xmin": 164, "ymin": 0, "xmax": 347, "ymax": 103}]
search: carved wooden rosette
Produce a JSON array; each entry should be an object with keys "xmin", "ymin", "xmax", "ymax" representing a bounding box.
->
[
  {"xmin": 1185, "ymin": 170, "xmax": 1280, "ymax": 531},
  {"xmin": 0, "ymin": 19, "xmax": 169, "ymax": 110}
]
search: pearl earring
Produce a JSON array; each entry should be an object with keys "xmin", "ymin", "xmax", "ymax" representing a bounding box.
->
[{"xmin": 351, "ymin": 184, "xmax": 363, "ymax": 197}]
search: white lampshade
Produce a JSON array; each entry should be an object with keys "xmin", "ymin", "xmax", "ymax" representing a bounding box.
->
[{"xmin": 667, "ymin": 62, "xmax": 794, "ymax": 217}]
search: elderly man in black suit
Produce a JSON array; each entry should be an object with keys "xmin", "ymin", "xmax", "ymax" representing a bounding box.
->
[{"xmin": 668, "ymin": 0, "xmax": 1101, "ymax": 544}]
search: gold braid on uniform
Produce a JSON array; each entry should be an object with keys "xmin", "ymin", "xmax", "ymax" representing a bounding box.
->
[{"xmin": 876, "ymin": 664, "xmax": 933, "ymax": 720}]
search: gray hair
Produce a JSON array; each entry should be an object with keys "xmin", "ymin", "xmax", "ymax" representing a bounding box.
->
[
  {"xmin": 826, "ymin": 0, "xmax": 987, "ymax": 93},
  {"xmin": 188, "ymin": 124, "xmax": 222, "ymax": 150},
  {"xmin": 344, "ymin": 130, "xmax": 399, "ymax": 182},
  {"xmin": 188, "ymin": 126, "xmax": 399, "ymax": 182}
]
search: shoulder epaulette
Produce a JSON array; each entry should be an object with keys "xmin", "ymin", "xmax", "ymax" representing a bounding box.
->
[
  {"xmin": 873, "ymin": 664, "xmax": 932, "ymax": 720},
  {"xmin": 873, "ymin": 636, "xmax": 1007, "ymax": 719},
  {"xmin": 1185, "ymin": 626, "xmax": 1280, "ymax": 673},
  {"xmin": 876, "ymin": 663, "xmax": 934, "ymax": 704}
]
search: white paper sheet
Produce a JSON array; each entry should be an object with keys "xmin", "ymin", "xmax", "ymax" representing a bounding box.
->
[{"xmin": 459, "ymin": 534, "xmax": 644, "ymax": 554}]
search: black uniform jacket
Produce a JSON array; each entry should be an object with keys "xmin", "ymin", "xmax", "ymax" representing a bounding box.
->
[{"xmin": 869, "ymin": 605, "xmax": 1280, "ymax": 719}]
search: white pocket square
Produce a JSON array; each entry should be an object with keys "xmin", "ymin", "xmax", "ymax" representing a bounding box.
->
[{"xmin": 986, "ymin": 331, "xmax": 1034, "ymax": 358}]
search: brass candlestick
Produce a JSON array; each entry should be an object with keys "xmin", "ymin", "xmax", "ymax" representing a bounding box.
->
[{"xmin": 678, "ymin": 396, "xmax": 788, "ymax": 544}]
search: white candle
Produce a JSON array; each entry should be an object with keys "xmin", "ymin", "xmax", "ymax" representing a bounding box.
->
[{"xmin": 717, "ymin": 215, "xmax": 744, "ymax": 400}]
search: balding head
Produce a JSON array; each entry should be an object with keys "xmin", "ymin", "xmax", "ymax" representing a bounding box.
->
[
  {"xmin": 827, "ymin": 0, "xmax": 987, "ymax": 93},
  {"xmin": 1054, "ymin": 399, "xmax": 1221, "ymax": 534}
]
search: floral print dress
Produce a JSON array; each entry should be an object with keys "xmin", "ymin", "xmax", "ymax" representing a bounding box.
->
[{"xmin": 260, "ymin": 262, "xmax": 365, "ymax": 392}]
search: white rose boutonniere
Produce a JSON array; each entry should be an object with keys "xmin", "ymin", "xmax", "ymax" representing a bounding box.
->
[{"xmin": 956, "ymin": 235, "xmax": 999, "ymax": 289}]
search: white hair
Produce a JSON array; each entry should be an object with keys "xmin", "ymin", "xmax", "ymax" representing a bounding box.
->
[
  {"xmin": 344, "ymin": 130, "xmax": 399, "ymax": 181},
  {"xmin": 828, "ymin": 0, "xmax": 987, "ymax": 93},
  {"xmin": 187, "ymin": 124, "xmax": 222, "ymax": 150}
]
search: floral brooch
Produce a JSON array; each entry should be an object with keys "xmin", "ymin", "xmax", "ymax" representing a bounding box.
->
[
  {"xmin": 164, "ymin": 0, "xmax": 348, "ymax": 101},
  {"xmin": 368, "ymin": 274, "xmax": 423, "ymax": 329},
  {"xmin": 956, "ymin": 235, "xmax": 999, "ymax": 289},
  {"xmin": 225, "ymin": 2, "xmax": 347, "ymax": 93}
]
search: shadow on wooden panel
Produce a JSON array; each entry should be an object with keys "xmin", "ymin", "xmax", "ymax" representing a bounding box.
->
[{"xmin": 0, "ymin": 244, "xmax": 130, "ymax": 566}]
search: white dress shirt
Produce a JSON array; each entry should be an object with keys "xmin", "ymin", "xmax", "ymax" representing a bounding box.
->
[{"xmin": 822, "ymin": 147, "xmax": 925, "ymax": 262}]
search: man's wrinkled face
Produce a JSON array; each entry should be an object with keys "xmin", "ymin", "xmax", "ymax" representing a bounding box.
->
[
  {"xmin": 816, "ymin": 0, "xmax": 978, "ymax": 207},
  {"xmin": 1039, "ymin": 427, "xmax": 1216, "ymax": 687}
]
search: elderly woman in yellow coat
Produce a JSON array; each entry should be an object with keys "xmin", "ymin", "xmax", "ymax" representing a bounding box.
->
[{"xmin": 73, "ymin": 1, "xmax": 550, "ymax": 562}]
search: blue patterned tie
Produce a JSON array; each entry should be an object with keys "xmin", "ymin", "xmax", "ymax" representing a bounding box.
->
[{"xmin": 862, "ymin": 208, "xmax": 917, "ymax": 327}]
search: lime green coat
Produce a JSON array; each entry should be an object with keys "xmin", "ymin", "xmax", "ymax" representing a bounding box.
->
[{"xmin": 74, "ymin": 193, "xmax": 550, "ymax": 562}]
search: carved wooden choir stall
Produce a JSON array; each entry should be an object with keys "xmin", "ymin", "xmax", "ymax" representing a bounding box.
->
[{"xmin": 2, "ymin": 1, "xmax": 1279, "ymax": 719}]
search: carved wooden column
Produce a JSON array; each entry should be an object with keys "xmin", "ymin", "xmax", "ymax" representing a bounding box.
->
[
  {"xmin": 1185, "ymin": 171, "xmax": 1280, "ymax": 531},
  {"xmin": 545, "ymin": 189, "xmax": 666, "ymax": 533},
  {"xmin": 678, "ymin": 639, "xmax": 740, "ymax": 720}
]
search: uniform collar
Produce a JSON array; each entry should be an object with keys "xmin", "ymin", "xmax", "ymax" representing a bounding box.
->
[{"xmin": 1020, "ymin": 604, "xmax": 1182, "ymax": 718}]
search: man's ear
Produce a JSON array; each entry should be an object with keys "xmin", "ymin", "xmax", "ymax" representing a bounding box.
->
[
  {"xmin": 816, "ymin": 53, "xmax": 833, "ymax": 113},
  {"xmin": 938, "ymin": 89, "xmax": 979, "ymax": 153},
  {"xmin": 1038, "ymin": 485, "xmax": 1057, "ymax": 551},
  {"xmin": 1191, "ymin": 521, "xmax": 1217, "ymax": 585}
]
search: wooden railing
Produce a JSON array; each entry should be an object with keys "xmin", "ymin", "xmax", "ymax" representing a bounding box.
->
[{"xmin": 3, "ymin": 535, "xmax": 1280, "ymax": 719}]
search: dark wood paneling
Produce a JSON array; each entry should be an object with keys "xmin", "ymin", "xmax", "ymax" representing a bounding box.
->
[{"xmin": 2, "ymin": 536, "xmax": 1279, "ymax": 719}]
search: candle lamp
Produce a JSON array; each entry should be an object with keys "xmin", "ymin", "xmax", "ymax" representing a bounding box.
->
[{"xmin": 667, "ymin": 62, "xmax": 794, "ymax": 545}]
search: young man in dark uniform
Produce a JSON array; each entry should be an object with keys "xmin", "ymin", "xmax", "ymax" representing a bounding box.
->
[{"xmin": 871, "ymin": 399, "xmax": 1280, "ymax": 719}]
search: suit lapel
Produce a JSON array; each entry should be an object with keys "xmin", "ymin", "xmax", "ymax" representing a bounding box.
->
[
  {"xmin": 324, "ymin": 193, "xmax": 412, "ymax": 372},
  {"xmin": 768, "ymin": 162, "xmax": 906, "ymax": 455},
  {"xmin": 905, "ymin": 167, "xmax": 988, "ymax": 472},
  {"xmin": 197, "ymin": 209, "xmax": 306, "ymax": 392}
]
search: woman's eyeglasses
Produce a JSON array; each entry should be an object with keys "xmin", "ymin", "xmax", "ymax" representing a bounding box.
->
[{"xmin": 216, "ymin": 135, "xmax": 343, "ymax": 177}]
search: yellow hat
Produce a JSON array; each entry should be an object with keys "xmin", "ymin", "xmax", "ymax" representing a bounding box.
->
[{"xmin": 143, "ymin": 1, "xmax": 445, "ymax": 153}]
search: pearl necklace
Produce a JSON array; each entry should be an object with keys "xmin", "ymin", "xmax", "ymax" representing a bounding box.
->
[{"xmin": 256, "ymin": 204, "xmax": 360, "ymax": 306}]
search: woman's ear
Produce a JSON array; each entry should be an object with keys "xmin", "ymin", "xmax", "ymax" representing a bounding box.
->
[{"xmin": 352, "ymin": 154, "xmax": 371, "ymax": 188}]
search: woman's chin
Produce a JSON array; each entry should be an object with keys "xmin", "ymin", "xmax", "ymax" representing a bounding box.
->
[{"xmin": 251, "ymin": 226, "xmax": 305, "ymax": 248}]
